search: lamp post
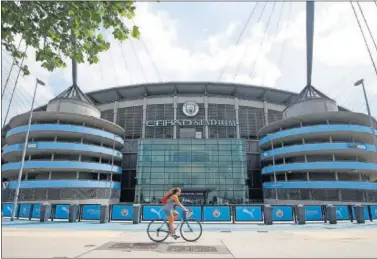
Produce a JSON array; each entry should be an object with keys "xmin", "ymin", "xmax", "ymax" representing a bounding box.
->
[
  {"xmin": 354, "ymin": 79, "xmax": 377, "ymax": 154},
  {"xmin": 10, "ymin": 78, "xmax": 46, "ymax": 221}
]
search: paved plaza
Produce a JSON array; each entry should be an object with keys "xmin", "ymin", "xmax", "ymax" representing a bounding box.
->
[{"xmin": 2, "ymin": 220, "xmax": 377, "ymax": 258}]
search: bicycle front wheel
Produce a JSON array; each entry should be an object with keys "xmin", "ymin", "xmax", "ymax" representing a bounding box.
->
[
  {"xmin": 180, "ymin": 219, "xmax": 203, "ymax": 242},
  {"xmin": 147, "ymin": 220, "xmax": 170, "ymax": 242}
]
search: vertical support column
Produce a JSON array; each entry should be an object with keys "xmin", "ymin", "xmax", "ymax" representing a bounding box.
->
[
  {"xmin": 142, "ymin": 97, "xmax": 147, "ymax": 138},
  {"xmin": 173, "ymin": 95, "xmax": 177, "ymax": 139},
  {"xmin": 234, "ymin": 96, "xmax": 240, "ymax": 139},
  {"xmin": 263, "ymin": 100, "xmax": 269, "ymax": 126},
  {"xmin": 204, "ymin": 95, "xmax": 209, "ymax": 139},
  {"xmin": 113, "ymin": 100, "xmax": 119, "ymax": 124}
]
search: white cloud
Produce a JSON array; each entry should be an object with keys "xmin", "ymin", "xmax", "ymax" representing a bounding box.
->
[{"xmin": 2, "ymin": 1, "xmax": 377, "ymax": 125}]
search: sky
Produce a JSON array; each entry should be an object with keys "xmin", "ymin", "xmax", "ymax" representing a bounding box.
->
[{"xmin": 2, "ymin": 1, "xmax": 377, "ymax": 126}]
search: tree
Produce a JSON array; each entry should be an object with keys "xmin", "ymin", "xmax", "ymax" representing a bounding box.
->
[{"xmin": 1, "ymin": 1, "xmax": 140, "ymax": 75}]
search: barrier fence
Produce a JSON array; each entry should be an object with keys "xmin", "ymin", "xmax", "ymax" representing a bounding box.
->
[{"xmin": 2, "ymin": 203, "xmax": 377, "ymax": 223}]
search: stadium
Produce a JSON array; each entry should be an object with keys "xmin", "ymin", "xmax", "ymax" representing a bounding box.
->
[{"xmin": 2, "ymin": 81, "xmax": 377, "ymax": 205}]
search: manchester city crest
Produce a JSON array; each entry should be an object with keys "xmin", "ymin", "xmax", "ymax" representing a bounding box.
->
[
  {"xmin": 182, "ymin": 101, "xmax": 199, "ymax": 117},
  {"xmin": 121, "ymin": 208, "xmax": 129, "ymax": 217},
  {"xmin": 213, "ymin": 209, "xmax": 221, "ymax": 218},
  {"xmin": 275, "ymin": 209, "xmax": 284, "ymax": 218}
]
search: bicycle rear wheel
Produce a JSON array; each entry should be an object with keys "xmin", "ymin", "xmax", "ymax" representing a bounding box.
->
[
  {"xmin": 147, "ymin": 220, "xmax": 170, "ymax": 242},
  {"xmin": 180, "ymin": 219, "xmax": 202, "ymax": 242}
]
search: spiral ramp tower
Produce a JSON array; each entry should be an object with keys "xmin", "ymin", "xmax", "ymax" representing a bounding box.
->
[
  {"xmin": 259, "ymin": 86, "xmax": 377, "ymax": 205},
  {"xmin": 258, "ymin": 1, "xmax": 377, "ymax": 205},
  {"xmin": 1, "ymin": 85, "xmax": 124, "ymax": 204}
]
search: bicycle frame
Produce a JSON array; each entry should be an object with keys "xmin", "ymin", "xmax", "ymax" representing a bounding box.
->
[{"xmin": 156, "ymin": 211, "xmax": 193, "ymax": 235}]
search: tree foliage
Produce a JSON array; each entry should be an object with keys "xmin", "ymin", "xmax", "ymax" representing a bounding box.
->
[{"xmin": 1, "ymin": 1, "xmax": 140, "ymax": 75}]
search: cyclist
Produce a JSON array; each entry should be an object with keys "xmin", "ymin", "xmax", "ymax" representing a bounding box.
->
[{"xmin": 161, "ymin": 187, "xmax": 188, "ymax": 239}]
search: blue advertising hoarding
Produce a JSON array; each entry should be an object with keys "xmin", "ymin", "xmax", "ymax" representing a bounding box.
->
[
  {"xmin": 175, "ymin": 206, "xmax": 202, "ymax": 221},
  {"xmin": 19, "ymin": 204, "xmax": 31, "ymax": 218},
  {"xmin": 235, "ymin": 206, "xmax": 263, "ymax": 221},
  {"xmin": 272, "ymin": 206, "xmax": 293, "ymax": 221},
  {"xmin": 2, "ymin": 203, "xmax": 14, "ymax": 217},
  {"xmin": 82, "ymin": 205, "xmax": 100, "ymax": 220},
  {"xmin": 370, "ymin": 206, "xmax": 377, "ymax": 219},
  {"xmin": 335, "ymin": 206, "xmax": 350, "ymax": 220},
  {"xmin": 304, "ymin": 206, "xmax": 323, "ymax": 221},
  {"xmin": 203, "ymin": 206, "xmax": 231, "ymax": 221},
  {"xmin": 31, "ymin": 204, "xmax": 41, "ymax": 218},
  {"xmin": 55, "ymin": 205, "xmax": 70, "ymax": 219},
  {"xmin": 351, "ymin": 206, "xmax": 370, "ymax": 220},
  {"xmin": 111, "ymin": 205, "xmax": 133, "ymax": 220},
  {"xmin": 142, "ymin": 205, "xmax": 164, "ymax": 221}
]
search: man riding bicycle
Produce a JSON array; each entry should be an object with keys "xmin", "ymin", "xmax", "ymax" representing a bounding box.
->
[{"xmin": 161, "ymin": 187, "xmax": 189, "ymax": 239}]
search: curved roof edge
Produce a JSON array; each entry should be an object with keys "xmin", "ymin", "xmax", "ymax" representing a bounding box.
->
[
  {"xmin": 258, "ymin": 111, "xmax": 377, "ymax": 137},
  {"xmin": 3, "ymin": 111, "xmax": 124, "ymax": 136}
]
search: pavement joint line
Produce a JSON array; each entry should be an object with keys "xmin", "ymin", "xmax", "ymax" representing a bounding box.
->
[{"xmin": 221, "ymin": 240, "xmax": 235, "ymax": 258}]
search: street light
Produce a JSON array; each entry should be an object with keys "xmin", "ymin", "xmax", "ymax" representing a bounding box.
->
[
  {"xmin": 10, "ymin": 78, "xmax": 46, "ymax": 221},
  {"xmin": 354, "ymin": 79, "xmax": 377, "ymax": 154}
]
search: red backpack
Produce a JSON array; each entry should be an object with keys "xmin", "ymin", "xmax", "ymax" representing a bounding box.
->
[{"xmin": 161, "ymin": 193, "xmax": 170, "ymax": 205}]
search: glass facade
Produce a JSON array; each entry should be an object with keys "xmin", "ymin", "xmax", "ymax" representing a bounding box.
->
[{"xmin": 135, "ymin": 139, "xmax": 248, "ymax": 204}]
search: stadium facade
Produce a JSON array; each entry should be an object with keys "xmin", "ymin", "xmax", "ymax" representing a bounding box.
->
[{"xmin": 1, "ymin": 82, "xmax": 377, "ymax": 205}]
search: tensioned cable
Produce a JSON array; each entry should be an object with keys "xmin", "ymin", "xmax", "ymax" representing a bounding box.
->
[
  {"xmin": 350, "ymin": 2, "xmax": 377, "ymax": 79},
  {"xmin": 233, "ymin": 2, "xmax": 268, "ymax": 80},
  {"xmin": 131, "ymin": 19, "xmax": 163, "ymax": 83},
  {"xmin": 261, "ymin": 1, "xmax": 286, "ymax": 85},
  {"xmin": 249, "ymin": 1, "xmax": 277, "ymax": 79},
  {"xmin": 2, "ymin": 49, "xmax": 28, "ymax": 128},
  {"xmin": 357, "ymin": 2, "xmax": 377, "ymax": 52},
  {"xmin": 217, "ymin": 2, "xmax": 259, "ymax": 82},
  {"xmin": 104, "ymin": 30, "xmax": 121, "ymax": 86},
  {"xmin": 129, "ymin": 38, "xmax": 148, "ymax": 83},
  {"xmin": 118, "ymin": 41, "xmax": 133, "ymax": 85},
  {"xmin": 274, "ymin": 1, "xmax": 285, "ymax": 38},
  {"xmin": 2, "ymin": 37, "xmax": 23, "ymax": 98},
  {"xmin": 277, "ymin": 2, "xmax": 293, "ymax": 69}
]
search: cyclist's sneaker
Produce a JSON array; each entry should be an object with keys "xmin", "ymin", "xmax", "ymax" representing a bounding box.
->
[{"xmin": 170, "ymin": 233, "xmax": 180, "ymax": 239}]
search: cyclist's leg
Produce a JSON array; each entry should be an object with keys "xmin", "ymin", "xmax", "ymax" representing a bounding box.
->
[{"xmin": 167, "ymin": 210, "xmax": 180, "ymax": 238}]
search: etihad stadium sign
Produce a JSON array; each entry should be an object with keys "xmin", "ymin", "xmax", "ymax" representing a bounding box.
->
[{"xmin": 144, "ymin": 119, "xmax": 238, "ymax": 127}]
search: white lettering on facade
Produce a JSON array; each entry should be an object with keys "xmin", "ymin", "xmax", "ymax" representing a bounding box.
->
[{"xmin": 144, "ymin": 119, "xmax": 238, "ymax": 127}]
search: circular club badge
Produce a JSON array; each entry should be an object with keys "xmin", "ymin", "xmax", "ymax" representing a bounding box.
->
[
  {"xmin": 275, "ymin": 209, "xmax": 284, "ymax": 218},
  {"xmin": 212, "ymin": 209, "xmax": 221, "ymax": 218},
  {"xmin": 182, "ymin": 101, "xmax": 199, "ymax": 117},
  {"xmin": 121, "ymin": 208, "xmax": 129, "ymax": 217}
]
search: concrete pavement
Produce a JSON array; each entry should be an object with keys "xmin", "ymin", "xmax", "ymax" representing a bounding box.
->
[{"xmin": 3, "ymin": 226, "xmax": 377, "ymax": 258}]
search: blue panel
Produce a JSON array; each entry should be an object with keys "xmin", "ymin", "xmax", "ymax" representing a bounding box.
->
[
  {"xmin": 7, "ymin": 180, "xmax": 120, "ymax": 189},
  {"xmin": 304, "ymin": 206, "xmax": 322, "ymax": 221},
  {"xmin": 335, "ymin": 206, "xmax": 350, "ymax": 220},
  {"xmin": 2, "ymin": 161, "xmax": 122, "ymax": 174},
  {"xmin": 370, "ymin": 206, "xmax": 377, "ymax": 219},
  {"xmin": 351, "ymin": 206, "xmax": 370, "ymax": 220},
  {"xmin": 259, "ymin": 125, "xmax": 376, "ymax": 145},
  {"xmin": 262, "ymin": 143, "xmax": 376, "ymax": 160},
  {"xmin": 235, "ymin": 206, "xmax": 263, "ymax": 221},
  {"xmin": 272, "ymin": 206, "xmax": 293, "ymax": 221},
  {"xmin": 111, "ymin": 205, "xmax": 133, "ymax": 220},
  {"xmin": 263, "ymin": 181, "xmax": 377, "ymax": 191},
  {"xmin": 55, "ymin": 205, "xmax": 70, "ymax": 219},
  {"xmin": 82, "ymin": 205, "xmax": 101, "ymax": 220},
  {"xmin": 6, "ymin": 124, "xmax": 124, "ymax": 145},
  {"xmin": 19, "ymin": 204, "xmax": 31, "ymax": 218},
  {"xmin": 3, "ymin": 142, "xmax": 123, "ymax": 159},
  {"xmin": 262, "ymin": 162, "xmax": 377, "ymax": 175},
  {"xmin": 32, "ymin": 204, "xmax": 41, "ymax": 218},
  {"xmin": 2, "ymin": 203, "xmax": 15, "ymax": 217},
  {"xmin": 142, "ymin": 205, "xmax": 164, "ymax": 220},
  {"xmin": 175, "ymin": 206, "xmax": 202, "ymax": 221},
  {"xmin": 203, "ymin": 206, "xmax": 231, "ymax": 221}
]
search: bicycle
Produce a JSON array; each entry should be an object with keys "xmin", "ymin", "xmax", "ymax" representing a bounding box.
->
[{"xmin": 147, "ymin": 210, "xmax": 202, "ymax": 242}]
